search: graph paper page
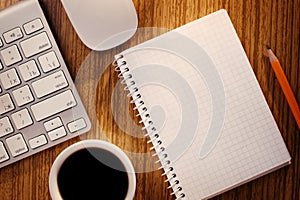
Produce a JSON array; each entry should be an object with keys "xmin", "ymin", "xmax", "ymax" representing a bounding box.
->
[{"xmin": 117, "ymin": 9, "xmax": 291, "ymax": 199}]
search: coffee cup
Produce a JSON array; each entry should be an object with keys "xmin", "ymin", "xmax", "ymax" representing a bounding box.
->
[{"xmin": 49, "ymin": 140, "xmax": 136, "ymax": 200}]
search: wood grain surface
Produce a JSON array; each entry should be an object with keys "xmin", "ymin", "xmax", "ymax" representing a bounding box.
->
[{"xmin": 0, "ymin": 0, "xmax": 299, "ymax": 199}]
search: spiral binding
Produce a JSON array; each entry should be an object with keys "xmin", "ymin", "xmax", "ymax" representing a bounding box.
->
[{"xmin": 114, "ymin": 54, "xmax": 186, "ymax": 199}]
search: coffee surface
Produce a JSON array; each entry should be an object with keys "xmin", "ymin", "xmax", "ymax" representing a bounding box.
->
[{"xmin": 57, "ymin": 148, "xmax": 129, "ymax": 200}]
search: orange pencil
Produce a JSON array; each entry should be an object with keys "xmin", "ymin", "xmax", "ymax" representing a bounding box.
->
[{"xmin": 266, "ymin": 45, "xmax": 300, "ymax": 129}]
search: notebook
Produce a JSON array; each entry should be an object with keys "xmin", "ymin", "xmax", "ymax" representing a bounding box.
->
[{"xmin": 114, "ymin": 9, "xmax": 291, "ymax": 200}]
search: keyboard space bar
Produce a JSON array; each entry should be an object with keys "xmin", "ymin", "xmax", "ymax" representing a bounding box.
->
[{"xmin": 31, "ymin": 90, "xmax": 77, "ymax": 121}]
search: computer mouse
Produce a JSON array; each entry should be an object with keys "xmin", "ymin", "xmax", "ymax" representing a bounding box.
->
[{"xmin": 60, "ymin": 0, "xmax": 138, "ymax": 51}]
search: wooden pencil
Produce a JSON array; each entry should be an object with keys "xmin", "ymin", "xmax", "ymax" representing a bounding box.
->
[{"xmin": 266, "ymin": 45, "xmax": 300, "ymax": 129}]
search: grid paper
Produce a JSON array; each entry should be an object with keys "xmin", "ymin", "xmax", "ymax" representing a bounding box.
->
[{"xmin": 117, "ymin": 9, "xmax": 291, "ymax": 200}]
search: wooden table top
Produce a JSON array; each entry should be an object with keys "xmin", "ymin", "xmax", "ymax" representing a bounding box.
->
[{"xmin": 0, "ymin": 0, "xmax": 299, "ymax": 199}]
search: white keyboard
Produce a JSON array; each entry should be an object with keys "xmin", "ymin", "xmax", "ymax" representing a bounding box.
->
[{"xmin": 0, "ymin": 0, "xmax": 91, "ymax": 168}]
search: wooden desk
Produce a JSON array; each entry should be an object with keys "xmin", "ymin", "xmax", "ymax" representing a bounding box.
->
[{"xmin": 0, "ymin": 0, "xmax": 299, "ymax": 199}]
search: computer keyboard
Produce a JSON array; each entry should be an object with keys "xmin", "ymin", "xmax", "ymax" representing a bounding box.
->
[{"xmin": 0, "ymin": 0, "xmax": 91, "ymax": 168}]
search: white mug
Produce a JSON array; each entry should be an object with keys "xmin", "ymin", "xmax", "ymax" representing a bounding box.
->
[{"xmin": 49, "ymin": 140, "xmax": 136, "ymax": 200}]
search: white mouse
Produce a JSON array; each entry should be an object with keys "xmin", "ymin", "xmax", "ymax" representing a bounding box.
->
[{"xmin": 60, "ymin": 0, "xmax": 138, "ymax": 51}]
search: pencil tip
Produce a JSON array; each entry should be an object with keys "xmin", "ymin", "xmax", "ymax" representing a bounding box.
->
[{"xmin": 266, "ymin": 44, "xmax": 271, "ymax": 50}]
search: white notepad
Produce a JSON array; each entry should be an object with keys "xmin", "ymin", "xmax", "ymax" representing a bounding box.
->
[{"xmin": 115, "ymin": 9, "xmax": 291, "ymax": 200}]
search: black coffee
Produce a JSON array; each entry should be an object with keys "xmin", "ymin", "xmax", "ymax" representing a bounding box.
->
[{"xmin": 57, "ymin": 148, "xmax": 129, "ymax": 200}]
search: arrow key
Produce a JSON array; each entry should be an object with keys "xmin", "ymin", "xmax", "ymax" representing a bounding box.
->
[{"xmin": 29, "ymin": 134, "xmax": 47, "ymax": 149}]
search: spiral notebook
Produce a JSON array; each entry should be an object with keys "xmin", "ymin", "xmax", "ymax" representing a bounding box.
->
[{"xmin": 114, "ymin": 10, "xmax": 291, "ymax": 199}]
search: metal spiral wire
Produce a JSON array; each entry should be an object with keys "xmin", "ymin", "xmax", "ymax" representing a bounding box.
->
[{"xmin": 114, "ymin": 55, "xmax": 186, "ymax": 199}]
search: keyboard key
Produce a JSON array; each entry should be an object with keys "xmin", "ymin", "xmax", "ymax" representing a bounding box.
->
[
  {"xmin": 29, "ymin": 134, "xmax": 47, "ymax": 149},
  {"xmin": 0, "ymin": 142, "xmax": 9, "ymax": 163},
  {"xmin": 31, "ymin": 90, "xmax": 77, "ymax": 121},
  {"xmin": 38, "ymin": 51, "xmax": 60, "ymax": 73},
  {"xmin": 0, "ymin": 94, "xmax": 15, "ymax": 115},
  {"xmin": 48, "ymin": 127, "xmax": 67, "ymax": 141},
  {"xmin": 0, "ymin": 38, "xmax": 3, "ymax": 47},
  {"xmin": 32, "ymin": 70, "xmax": 68, "ymax": 98},
  {"xmin": 3, "ymin": 27, "xmax": 23, "ymax": 43},
  {"xmin": 0, "ymin": 45, "xmax": 22, "ymax": 66},
  {"xmin": 18, "ymin": 60, "xmax": 40, "ymax": 81},
  {"xmin": 20, "ymin": 32, "xmax": 52, "ymax": 58},
  {"xmin": 12, "ymin": 85, "xmax": 34, "ymax": 106},
  {"xmin": 44, "ymin": 117, "xmax": 63, "ymax": 132},
  {"xmin": 23, "ymin": 18, "xmax": 44, "ymax": 35},
  {"xmin": 0, "ymin": 117, "xmax": 14, "ymax": 138},
  {"xmin": 11, "ymin": 108, "xmax": 33, "ymax": 130},
  {"xmin": 0, "ymin": 68, "xmax": 21, "ymax": 90},
  {"xmin": 0, "ymin": 60, "xmax": 3, "ymax": 70},
  {"xmin": 6, "ymin": 134, "xmax": 28, "ymax": 157},
  {"xmin": 67, "ymin": 118, "xmax": 87, "ymax": 133}
]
